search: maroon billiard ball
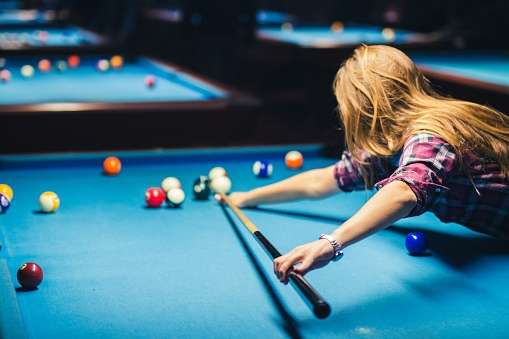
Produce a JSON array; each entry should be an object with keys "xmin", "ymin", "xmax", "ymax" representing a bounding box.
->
[
  {"xmin": 144, "ymin": 75, "xmax": 156, "ymax": 88},
  {"xmin": 17, "ymin": 262, "xmax": 43, "ymax": 290},
  {"xmin": 145, "ymin": 187, "xmax": 165, "ymax": 208}
]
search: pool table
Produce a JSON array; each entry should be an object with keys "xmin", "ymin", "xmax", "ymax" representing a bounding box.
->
[
  {"xmin": 255, "ymin": 25, "xmax": 436, "ymax": 50},
  {"xmin": 0, "ymin": 9, "xmax": 59, "ymax": 27},
  {"xmin": 0, "ymin": 54, "xmax": 258, "ymax": 153},
  {"xmin": 412, "ymin": 52, "xmax": 509, "ymax": 95},
  {"xmin": 0, "ymin": 25, "xmax": 105, "ymax": 53},
  {"xmin": 1, "ymin": 145, "xmax": 509, "ymax": 338}
]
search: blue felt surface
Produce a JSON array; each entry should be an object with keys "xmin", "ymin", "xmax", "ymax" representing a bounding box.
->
[
  {"xmin": 0, "ymin": 55, "xmax": 226, "ymax": 105},
  {"xmin": 1, "ymin": 146, "xmax": 509, "ymax": 338},
  {"xmin": 412, "ymin": 53, "xmax": 509, "ymax": 87},
  {"xmin": 0, "ymin": 26, "xmax": 101, "ymax": 47},
  {"xmin": 256, "ymin": 26, "xmax": 418, "ymax": 48},
  {"xmin": 0, "ymin": 10, "xmax": 53, "ymax": 26},
  {"xmin": 256, "ymin": 10, "xmax": 296, "ymax": 26}
]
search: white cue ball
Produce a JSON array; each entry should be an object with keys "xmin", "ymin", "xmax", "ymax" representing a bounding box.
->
[
  {"xmin": 208, "ymin": 167, "xmax": 227, "ymax": 181},
  {"xmin": 210, "ymin": 176, "xmax": 232, "ymax": 194},
  {"xmin": 167, "ymin": 188, "xmax": 186, "ymax": 207},
  {"xmin": 161, "ymin": 177, "xmax": 182, "ymax": 193}
]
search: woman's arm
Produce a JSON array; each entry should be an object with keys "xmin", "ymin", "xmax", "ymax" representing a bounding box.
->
[
  {"xmin": 273, "ymin": 180, "xmax": 417, "ymax": 283},
  {"xmin": 228, "ymin": 165, "xmax": 341, "ymax": 207}
]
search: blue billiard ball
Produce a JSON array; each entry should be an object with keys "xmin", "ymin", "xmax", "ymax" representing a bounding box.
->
[
  {"xmin": 252, "ymin": 160, "xmax": 273, "ymax": 178},
  {"xmin": 0, "ymin": 194, "xmax": 10, "ymax": 214},
  {"xmin": 405, "ymin": 231, "xmax": 427, "ymax": 255}
]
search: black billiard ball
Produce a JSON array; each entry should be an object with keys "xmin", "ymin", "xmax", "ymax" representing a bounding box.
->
[
  {"xmin": 193, "ymin": 176, "xmax": 210, "ymax": 200},
  {"xmin": 17, "ymin": 262, "xmax": 43, "ymax": 290}
]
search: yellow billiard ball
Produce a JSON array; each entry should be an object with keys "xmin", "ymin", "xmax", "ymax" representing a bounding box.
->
[
  {"xmin": 39, "ymin": 191, "xmax": 60, "ymax": 213},
  {"xmin": 382, "ymin": 27, "xmax": 396, "ymax": 42},
  {"xmin": 0, "ymin": 184, "xmax": 13, "ymax": 201}
]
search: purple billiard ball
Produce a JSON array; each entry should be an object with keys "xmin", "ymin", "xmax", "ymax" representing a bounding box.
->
[{"xmin": 405, "ymin": 231, "xmax": 427, "ymax": 255}]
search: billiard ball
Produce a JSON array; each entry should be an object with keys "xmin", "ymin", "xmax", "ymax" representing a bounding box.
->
[
  {"xmin": 405, "ymin": 231, "xmax": 428, "ymax": 255},
  {"xmin": 68, "ymin": 55, "xmax": 80, "ymax": 68},
  {"xmin": 144, "ymin": 75, "xmax": 156, "ymax": 88},
  {"xmin": 208, "ymin": 167, "xmax": 227, "ymax": 181},
  {"xmin": 382, "ymin": 27, "xmax": 396, "ymax": 42},
  {"xmin": 145, "ymin": 187, "xmax": 165, "ymax": 208},
  {"xmin": 167, "ymin": 187, "xmax": 186, "ymax": 207},
  {"xmin": 0, "ymin": 183, "xmax": 13, "ymax": 201},
  {"xmin": 0, "ymin": 69, "xmax": 11, "ymax": 82},
  {"xmin": 20, "ymin": 65, "xmax": 34, "ymax": 78},
  {"xmin": 56, "ymin": 60, "xmax": 67, "ymax": 72},
  {"xmin": 39, "ymin": 191, "xmax": 60, "ymax": 213},
  {"xmin": 193, "ymin": 176, "xmax": 210, "ymax": 200},
  {"xmin": 285, "ymin": 150, "xmax": 303, "ymax": 169},
  {"xmin": 97, "ymin": 59, "xmax": 110, "ymax": 72},
  {"xmin": 330, "ymin": 21, "xmax": 344, "ymax": 32},
  {"xmin": 281, "ymin": 22, "xmax": 293, "ymax": 31},
  {"xmin": 110, "ymin": 55, "xmax": 123, "ymax": 69},
  {"xmin": 0, "ymin": 194, "xmax": 10, "ymax": 214},
  {"xmin": 17, "ymin": 262, "xmax": 43, "ymax": 290},
  {"xmin": 252, "ymin": 160, "xmax": 273, "ymax": 178},
  {"xmin": 210, "ymin": 176, "xmax": 232, "ymax": 194},
  {"xmin": 36, "ymin": 30, "xmax": 48, "ymax": 42},
  {"xmin": 161, "ymin": 177, "xmax": 181, "ymax": 193},
  {"xmin": 38, "ymin": 59, "xmax": 51, "ymax": 72},
  {"xmin": 103, "ymin": 156, "xmax": 122, "ymax": 176}
]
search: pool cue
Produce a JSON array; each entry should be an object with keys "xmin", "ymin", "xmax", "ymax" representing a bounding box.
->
[{"xmin": 218, "ymin": 193, "xmax": 331, "ymax": 319}]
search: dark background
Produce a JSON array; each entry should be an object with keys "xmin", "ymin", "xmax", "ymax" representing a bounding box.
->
[{"xmin": 2, "ymin": 0, "xmax": 508, "ymax": 153}]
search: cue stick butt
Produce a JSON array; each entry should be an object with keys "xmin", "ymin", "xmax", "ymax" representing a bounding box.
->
[{"xmin": 219, "ymin": 193, "xmax": 331, "ymax": 319}]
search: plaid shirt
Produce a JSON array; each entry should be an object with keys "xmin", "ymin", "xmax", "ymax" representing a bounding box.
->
[{"xmin": 334, "ymin": 134, "xmax": 509, "ymax": 238}]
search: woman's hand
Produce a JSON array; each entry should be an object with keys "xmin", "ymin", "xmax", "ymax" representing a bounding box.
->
[
  {"xmin": 215, "ymin": 192, "xmax": 253, "ymax": 208},
  {"xmin": 273, "ymin": 239, "xmax": 334, "ymax": 284}
]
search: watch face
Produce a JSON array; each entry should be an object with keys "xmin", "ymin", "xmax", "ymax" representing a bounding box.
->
[{"xmin": 332, "ymin": 251, "xmax": 344, "ymax": 262}]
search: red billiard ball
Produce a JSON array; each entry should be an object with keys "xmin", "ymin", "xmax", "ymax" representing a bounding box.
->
[
  {"xmin": 0, "ymin": 69, "xmax": 11, "ymax": 82},
  {"xmin": 145, "ymin": 187, "xmax": 165, "ymax": 208},
  {"xmin": 17, "ymin": 262, "xmax": 43, "ymax": 290},
  {"xmin": 144, "ymin": 75, "xmax": 156, "ymax": 88},
  {"xmin": 68, "ymin": 55, "xmax": 80, "ymax": 68}
]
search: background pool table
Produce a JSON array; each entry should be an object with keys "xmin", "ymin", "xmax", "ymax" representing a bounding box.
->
[
  {"xmin": 413, "ymin": 52, "xmax": 509, "ymax": 95},
  {"xmin": 0, "ymin": 55, "xmax": 228, "ymax": 107},
  {"xmin": 0, "ymin": 54, "xmax": 258, "ymax": 153},
  {"xmin": 256, "ymin": 25, "xmax": 432, "ymax": 49},
  {"xmin": 0, "ymin": 26, "xmax": 105, "ymax": 53},
  {"xmin": 0, "ymin": 9, "xmax": 58, "ymax": 27},
  {"xmin": 1, "ymin": 145, "xmax": 509, "ymax": 338}
]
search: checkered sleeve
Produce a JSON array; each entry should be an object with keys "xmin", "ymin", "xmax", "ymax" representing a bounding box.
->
[
  {"xmin": 334, "ymin": 151, "xmax": 390, "ymax": 192},
  {"xmin": 375, "ymin": 134, "xmax": 457, "ymax": 216}
]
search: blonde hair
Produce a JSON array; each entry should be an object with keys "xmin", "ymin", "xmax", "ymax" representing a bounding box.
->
[{"xmin": 333, "ymin": 45, "xmax": 509, "ymax": 185}]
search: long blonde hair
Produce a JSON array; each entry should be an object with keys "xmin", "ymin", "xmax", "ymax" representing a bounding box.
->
[{"xmin": 333, "ymin": 45, "xmax": 509, "ymax": 184}]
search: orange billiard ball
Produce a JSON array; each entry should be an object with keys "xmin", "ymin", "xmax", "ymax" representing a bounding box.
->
[
  {"xmin": 103, "ymin": 156, "xmax": 122, "ymax": 175},
  {"xmin": 285, "ymin": 150, "xmax": 303, "ymax": 169},
  {"xmin": 38, "ymin": 59, "xmax": 51, "ymax": 72},
  {"xmin": 110, "ymin": 55, "xmax": 123, "ymax": 69}
]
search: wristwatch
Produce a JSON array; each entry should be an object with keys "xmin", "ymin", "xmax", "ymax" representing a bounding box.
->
[{"xmin": 319, "ymin": 234, "xmax": 344, "ymax": 262}]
